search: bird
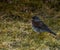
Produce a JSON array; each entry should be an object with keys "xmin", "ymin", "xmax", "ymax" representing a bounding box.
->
[{"xmin": 32, "ymin": 16, "xmax": 56, "ymax": 35}]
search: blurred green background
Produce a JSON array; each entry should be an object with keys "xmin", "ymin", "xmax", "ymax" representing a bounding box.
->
[{"xmin": 0, "ymin": 0, "xmax": 60, "ymax": 50}]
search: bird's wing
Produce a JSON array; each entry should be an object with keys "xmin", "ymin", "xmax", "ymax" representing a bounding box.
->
[
  {"xmin": 34, "ymin": 21, "xmax": 51, "ymax": 31},
  {"xmin": 38, "ymin": 21, "xmax": 49, "ymax": 30}
]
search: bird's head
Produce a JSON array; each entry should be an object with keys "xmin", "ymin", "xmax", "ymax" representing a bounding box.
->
[{"xmin": 32, "ymin": 16, "xmax": 40, "ymax": 22}]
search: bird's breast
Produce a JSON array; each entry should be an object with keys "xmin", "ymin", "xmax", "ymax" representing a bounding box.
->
[
  {"xmin": 32, "ymin": 20, "xmax": 41, "ymax": 27},
  {"xmin": 32, "ymin": 25, "xmax": 46, "ymax": 32}
]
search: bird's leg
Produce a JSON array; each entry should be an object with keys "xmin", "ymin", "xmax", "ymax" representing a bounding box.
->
[{"xmin": 50, "ymin": 34, "xmax": 60, "ymax": 40}]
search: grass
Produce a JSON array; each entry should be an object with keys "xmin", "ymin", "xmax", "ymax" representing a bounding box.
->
[
  {"xmin": 0, "ymin": 0, "xmax": 60, "ymax": 50},
  {"xmin": 0, "ymin": 19, "xmax": 60, "ymax": 50}
]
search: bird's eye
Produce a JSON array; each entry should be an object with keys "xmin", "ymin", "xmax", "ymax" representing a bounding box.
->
[{"xmin": 32, "ymin": 16, "xmax": 39, "ymax": 20}]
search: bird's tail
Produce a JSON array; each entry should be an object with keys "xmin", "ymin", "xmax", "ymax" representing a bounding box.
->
[{"xmin": 49, "ymin": 31, "xmax": 56, "ymax": 35}]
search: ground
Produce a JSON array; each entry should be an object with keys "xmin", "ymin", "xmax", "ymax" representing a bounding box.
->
[{"xmin": 0, "ymin": 0, "xmax": 60, "ymax": 50}]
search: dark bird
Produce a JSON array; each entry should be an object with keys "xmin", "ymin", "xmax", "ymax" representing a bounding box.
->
[{"xmin": 32, "ymin": 16, "xmax": 56, "ymax": 35}]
